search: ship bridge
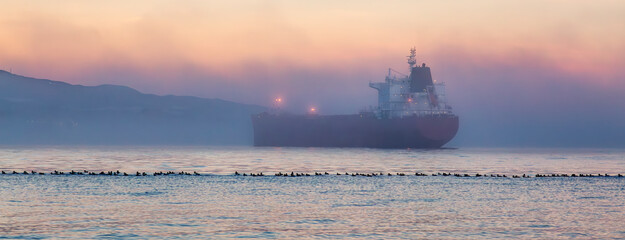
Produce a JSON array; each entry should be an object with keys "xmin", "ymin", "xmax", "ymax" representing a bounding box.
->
[{"xmin": 370, "ymin": 48, "xmax": 453, "ymax": 119}]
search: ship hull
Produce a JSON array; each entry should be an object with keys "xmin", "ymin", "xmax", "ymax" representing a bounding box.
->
[{"xmin": 252, "ymin": 113, "xmax": 459, "ymax": 148}]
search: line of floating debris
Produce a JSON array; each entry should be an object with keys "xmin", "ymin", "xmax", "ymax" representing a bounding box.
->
[
  {"xmin": 239, "ymin": 171, "xmax": 625, "ymax": 178},
  {"xmin": 1, "ymin": 170, "xmax": 624, "ymax": 178},
  {"xmin": 0, "ymin": 170, "xmax": 200, "ymax": 176}
]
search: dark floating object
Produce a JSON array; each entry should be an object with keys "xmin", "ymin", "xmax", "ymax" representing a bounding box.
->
[{"xmin": 2, "ymin": 169, "xmax": 625, "ymax": 181}]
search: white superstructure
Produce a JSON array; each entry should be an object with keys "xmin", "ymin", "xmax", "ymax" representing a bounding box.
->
[{"xmin": 369, "ymin": 48, "xmax": 453, "ymax": 119}]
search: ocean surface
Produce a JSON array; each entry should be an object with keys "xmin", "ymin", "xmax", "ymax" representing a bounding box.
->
[{"xmin": 1, "ymin": 146, "xmax": 625, "ymax": 239}]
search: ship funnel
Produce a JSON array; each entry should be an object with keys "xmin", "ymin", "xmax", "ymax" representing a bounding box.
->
[{"xmin": 409, "ymin": 64, "xmax": 434, "ymax": 92}]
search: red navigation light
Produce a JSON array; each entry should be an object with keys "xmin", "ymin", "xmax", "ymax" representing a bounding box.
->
[
  {"xmin": 309, "ymin": 107, "xmax": 317, "ymax": 113},
  {"xmin": 275, "ymin": 98, "xmax": 282, "ymax": 103}
]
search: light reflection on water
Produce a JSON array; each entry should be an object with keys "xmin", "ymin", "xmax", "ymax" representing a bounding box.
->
[{"xmin": 1, "ymin": 146, "xmax": 625, "ymax": 239}]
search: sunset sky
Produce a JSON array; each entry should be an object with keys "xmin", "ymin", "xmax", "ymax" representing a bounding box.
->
[{"xmin": 1, "ymin": 0, "xmax": 624, "ymax": 147}]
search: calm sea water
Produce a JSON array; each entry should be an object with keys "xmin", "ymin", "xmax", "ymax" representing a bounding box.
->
[{"xmin": 1, "ymin": 146, "xmax": 625, "ymax": 239}]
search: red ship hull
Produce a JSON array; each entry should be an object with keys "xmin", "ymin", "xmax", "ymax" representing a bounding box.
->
[{"xmin": 252, "ymin": 113, "xmax": 459, "ymax": 148}]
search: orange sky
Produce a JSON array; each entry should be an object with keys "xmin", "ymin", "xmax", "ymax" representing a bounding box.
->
[{"xmin": 1, "ymin": 0, "xmax": 623, "ymax": 84}]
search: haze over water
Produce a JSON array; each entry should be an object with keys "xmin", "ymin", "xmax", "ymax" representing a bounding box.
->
[
  {"xmin": 2, "ymin": 147, "xmax": 625, "ymax": 239},
  {"xmin": 1, "ymin": 0, "xmax": 625, "ymax": 239}
]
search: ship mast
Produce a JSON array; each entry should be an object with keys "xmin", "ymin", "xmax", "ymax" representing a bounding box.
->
[{"xmin": 407, "ymin": 47, "xmax": 417, "ymax": 70}]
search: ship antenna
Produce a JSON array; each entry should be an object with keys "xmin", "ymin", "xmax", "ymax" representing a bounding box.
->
[{"xmin": 407, "ymin": 47, "xmax": 417, "ymax": 69}]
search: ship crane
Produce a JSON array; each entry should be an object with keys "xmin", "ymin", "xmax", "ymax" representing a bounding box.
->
[{"xmin": 388, "ymin": 68, "xmax": 408, "ymax": 78}]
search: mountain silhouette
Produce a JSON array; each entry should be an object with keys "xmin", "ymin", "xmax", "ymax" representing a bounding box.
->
[{"xmin": 0, "ymin": 70, "xmax": 266, "ymax": 145}]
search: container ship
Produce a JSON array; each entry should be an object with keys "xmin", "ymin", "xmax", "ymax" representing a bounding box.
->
[{"xmin": 252, "ymin": 48, "xmax": 459, "ymax": 148}]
